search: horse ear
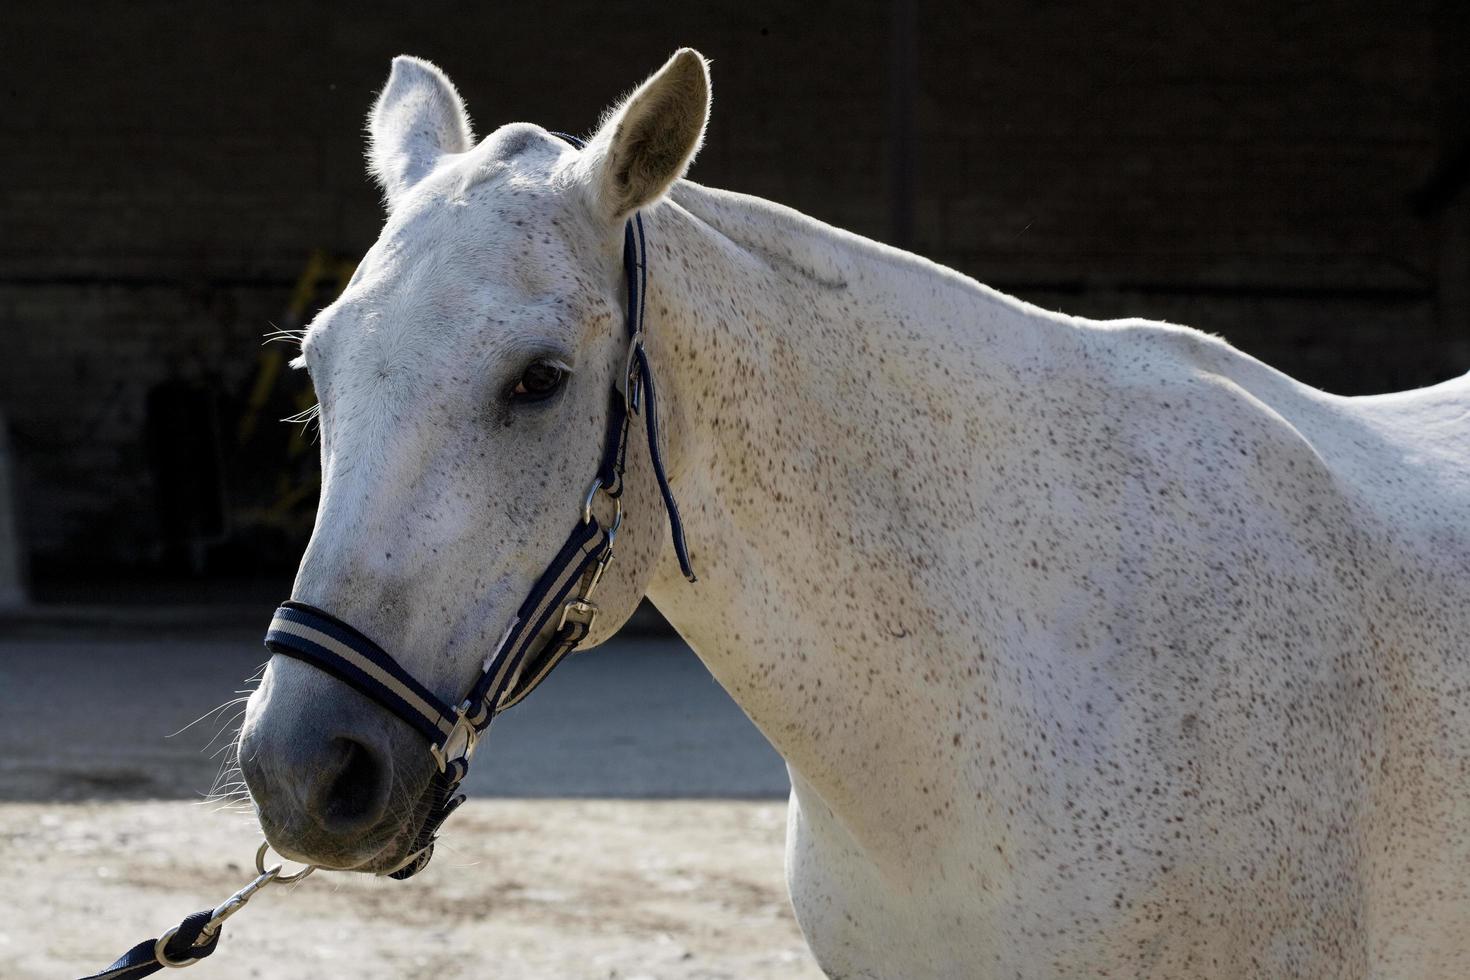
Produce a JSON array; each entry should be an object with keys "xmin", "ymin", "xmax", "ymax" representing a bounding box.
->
[
  {"xmin": 368, "ymin": 56, "xmax": 474, "ymax": 209},
  {"xmin": 577, "ymin": 48, "xmax": 710, "ymax": 222}
]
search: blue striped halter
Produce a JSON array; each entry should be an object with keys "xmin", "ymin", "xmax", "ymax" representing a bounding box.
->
[{"xmin": 264, "ymin": 134, "xmax": 695, "ymax": 879}]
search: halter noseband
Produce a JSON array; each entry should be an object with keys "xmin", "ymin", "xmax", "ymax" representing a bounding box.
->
[{"xmin": 263, "ymin": 133, "xmax": 695, "ymax": 879}]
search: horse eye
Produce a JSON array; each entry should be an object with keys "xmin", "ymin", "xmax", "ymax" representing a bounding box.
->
[{"xmin": 512, "ymin": 361, "xmax": 569, "ymax": 402}]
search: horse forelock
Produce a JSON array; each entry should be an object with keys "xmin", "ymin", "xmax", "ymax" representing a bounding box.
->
[{"xmin": 451, "ymin": 123, "xmax": 571, "ymax": 195}]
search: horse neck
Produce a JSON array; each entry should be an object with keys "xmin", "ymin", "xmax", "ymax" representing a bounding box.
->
[{"xmin": 640, "ymin": 181, "xmax": 1084, "ymax": 829}]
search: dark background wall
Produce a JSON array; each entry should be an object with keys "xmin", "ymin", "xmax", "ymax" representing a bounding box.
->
[{"xmin": 2, "ymin": 1, "xmax": 1467, "ymax": 581}]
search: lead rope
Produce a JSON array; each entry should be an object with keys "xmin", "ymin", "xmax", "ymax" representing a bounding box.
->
[
  {"xmin": 78, "ymin": 129, "xmax": 696, "ymax": 978},
  {"xmin": 76, "ymin": 844, "xmax": 313, "ymax": 979}
]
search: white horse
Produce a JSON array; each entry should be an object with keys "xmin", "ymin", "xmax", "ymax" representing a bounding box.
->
[{"xmin": 239, "ymin": 49, "xmax": 1470, "ymax": 978}]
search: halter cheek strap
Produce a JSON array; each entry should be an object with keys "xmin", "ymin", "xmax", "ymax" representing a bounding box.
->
[{"xmin": 263, "ymin": 132, "xmax": 695, "ymax": 879}]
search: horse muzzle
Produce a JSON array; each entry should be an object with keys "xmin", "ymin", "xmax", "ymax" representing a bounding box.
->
[{"xmin": 238, "ymin": 656, "xmax": 433, "ymax": 873}]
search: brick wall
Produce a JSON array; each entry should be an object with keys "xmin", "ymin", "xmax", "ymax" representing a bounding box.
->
[{"xmin": 1, "ymin": 1, "xmax": 1465, "ymax": 571}]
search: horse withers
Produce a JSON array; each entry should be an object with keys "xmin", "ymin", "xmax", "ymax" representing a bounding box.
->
[{"xmin": 239, "ymin": 48, "xmax": 1470, "ymax": 979}]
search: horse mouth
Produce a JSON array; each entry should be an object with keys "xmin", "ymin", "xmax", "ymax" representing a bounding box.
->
[
  {"xmin": 286, "ymin": 807, "xmax": 427, "ymax": 874},
  {"xmin": 250, "ymin": 765, "xmax": 439, "ymax": 875},
  {"xmin": 357, "ymin": 832, "xmax": 423, "ymax": 875},
  {"xmin": 263, "ymin": 818, "xmax": 413, "ymax": 875},
  {"xmin": 343, "ymin": 783, "xmax": 439, "ymax": 875}
]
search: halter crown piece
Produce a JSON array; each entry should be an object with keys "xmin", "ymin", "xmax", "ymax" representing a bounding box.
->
[{"xmin": 264, "ymin": 133, "xmax": 696, "ymax": 880}]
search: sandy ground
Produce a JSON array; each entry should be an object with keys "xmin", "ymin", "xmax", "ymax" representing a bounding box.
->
[
  {"xmin": 1, "ymin": 799, "xmax": 822, "ymax": 979},
  {"xmin": 0, "ymin": 613, "xmax": 824, "ymax": 978}
]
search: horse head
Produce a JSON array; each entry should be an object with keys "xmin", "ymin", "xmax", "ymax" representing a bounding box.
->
[{"xmin": 238, "ymin": 49, "xmax": 710, "ymax": 872}]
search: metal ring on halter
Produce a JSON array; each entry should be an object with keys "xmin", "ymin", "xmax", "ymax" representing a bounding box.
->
[
  {"xmin": 254, "ymin": 841, "xmax": 316, "ymax": 883},
  {"xmin": 582, "ymin": 477, "xmax": 623, "ymax": 529}
]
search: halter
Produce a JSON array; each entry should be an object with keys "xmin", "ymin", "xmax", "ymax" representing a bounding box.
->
[{"xmin": 263, "ymin": 133, "xmax": 696, "ymax": 879}]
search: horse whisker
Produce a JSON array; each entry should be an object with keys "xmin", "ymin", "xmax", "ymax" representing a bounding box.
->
[{"xmin": 166, "ymin": 696, "xmax": 250, "ymax": 739}]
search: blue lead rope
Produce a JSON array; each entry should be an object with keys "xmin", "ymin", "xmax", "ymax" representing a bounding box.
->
[{"xmin": 75, "ymin": 911, "xmax": 220, "ymax": 980}]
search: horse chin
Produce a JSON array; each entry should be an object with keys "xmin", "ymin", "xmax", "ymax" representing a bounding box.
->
[
  {"xmin": 255, "ymin": 767, "xmax": 437, "ymax": 875},
  {"xmin": 354, "ymin": 834, "xmax": 421, "ymax": 876},
  {"xmin": 278, "ymin": 821, "xmax": 421, "ymax": 875},
  {"xmin": 261, "ymin": 819, "xmax": 408, "ymax": 874},
  {"xmin": 342, "ymin": 778, "xmax": 439, "ymax": 875},
  {"xmin": 352, "ymin": 775, "xmax": 438, "ymax": 875}
]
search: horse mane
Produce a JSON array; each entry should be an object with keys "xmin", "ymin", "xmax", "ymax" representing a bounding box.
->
[{"xmin": 666, "ymin": 179, "xmax": 1041, "ymax": 321}]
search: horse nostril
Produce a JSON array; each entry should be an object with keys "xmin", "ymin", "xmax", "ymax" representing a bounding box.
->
[{"xmin": 312, "ymin": 736, "xmax": 391, "ymax": 834}]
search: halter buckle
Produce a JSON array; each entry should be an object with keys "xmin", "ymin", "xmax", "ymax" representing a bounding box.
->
[
  {"xmin": 429, "ymin": 701, "xmax": 480, "ymax": 774},
  {"xmin": 621, "ymin": 331, "xmax": 645, "ymax": 414},
  {"xmin": 557, "ymin": 598, "xmax": 600, "ymax": 633}
]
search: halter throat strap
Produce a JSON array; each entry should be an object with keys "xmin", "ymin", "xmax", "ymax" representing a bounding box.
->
[{"xmin": 263, "ymin": 132, "xmax": 694, "ymax": 877}]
